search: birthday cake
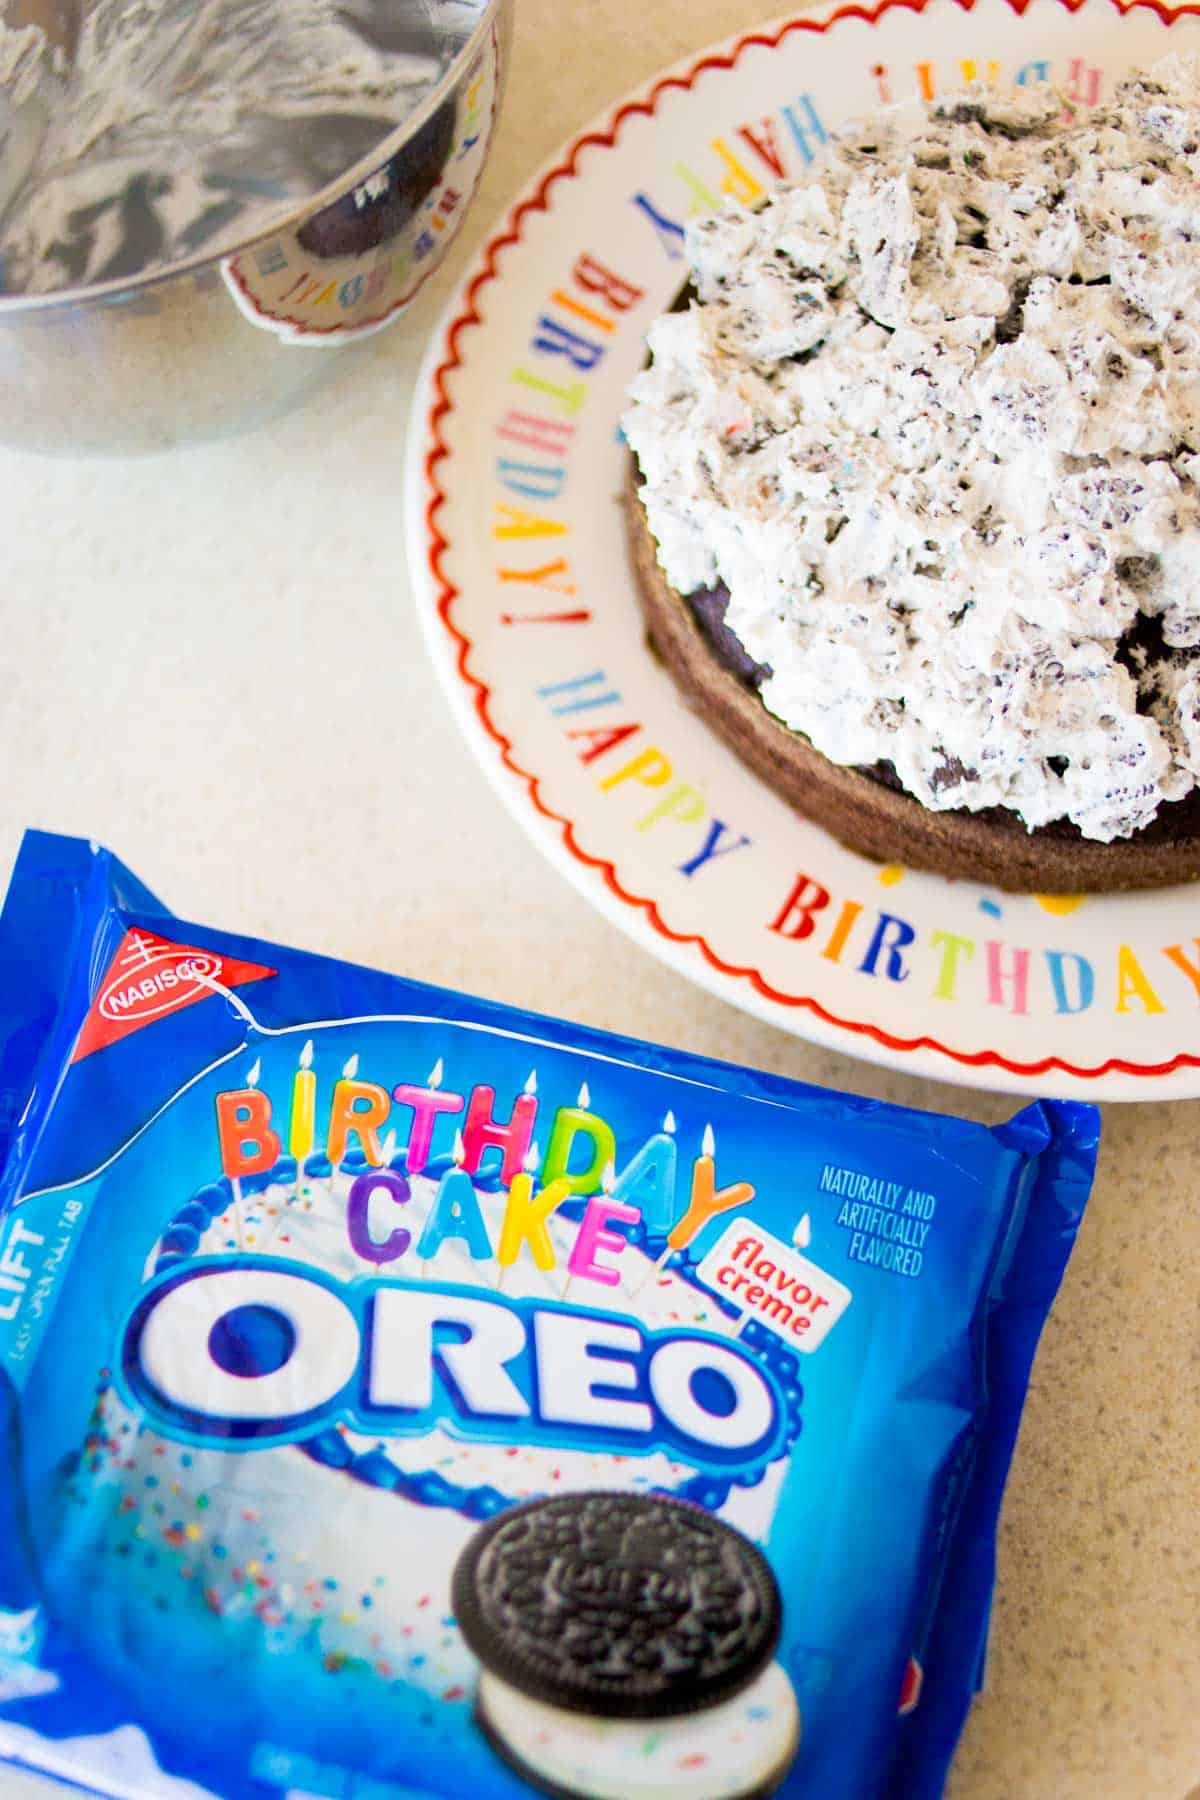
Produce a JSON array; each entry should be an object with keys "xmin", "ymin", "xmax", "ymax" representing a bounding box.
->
[
  {"xmin": 623, "ymin": 61, "xmax": 1200, "ymax": 892},
  {"xmin": 0, "ymin": 833, "xmax": 1100, "ymax": 1800}
]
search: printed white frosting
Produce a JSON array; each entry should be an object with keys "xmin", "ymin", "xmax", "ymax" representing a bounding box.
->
[
  {"xmin": 479, "ymin": 1661, "xmax": 800, "ymax": 1800},
  {"xmin": 623, "ymin": 59, "xmax": 1200, "ymax": 842}
]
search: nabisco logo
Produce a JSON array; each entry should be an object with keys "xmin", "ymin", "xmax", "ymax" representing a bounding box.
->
[
  {"xmin": 73, "ymin": 928, "xmax": 276, "ymax": 1062},
  {"xmin": 98, "ymin": 939, "xmax": 224, "ymax": 1024}
]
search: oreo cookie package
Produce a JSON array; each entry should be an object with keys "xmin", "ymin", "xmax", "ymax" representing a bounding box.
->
[{"xmin": 0, "ymin": 832, "xmax": 1099, "ymax": 1799}]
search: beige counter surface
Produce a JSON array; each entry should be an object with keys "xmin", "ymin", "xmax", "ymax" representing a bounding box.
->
[{"xmin": 0, "ymin": 1, "xmax": 1196, "ymax": 1795}]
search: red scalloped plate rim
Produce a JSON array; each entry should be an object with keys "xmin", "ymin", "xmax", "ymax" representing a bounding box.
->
[{"xmin": 421, "ymin": 0, "xmax": 1200, "ymax": 1085}]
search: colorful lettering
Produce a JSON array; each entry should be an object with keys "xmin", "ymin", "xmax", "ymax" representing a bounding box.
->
[
  {"xmin": 347, "ymin": 1169, "xmax": 412, "ymax": 1266},
  {"xmin": 637, "ymin": 784, "xmax": 705, "ymax": 831},
  {"xmin": 631, "ymin": 192, "xmax": 687, "ymax": 259},
  {"xmin": 497, "ymin": 1173, "xmax": 572, "ymax": 1273},
  {"xmin": 510, "ymin": 369, "xmax": 589, "ymax": 414},
  {"xmin": 538, "ymin": 671, "xmax": 622, "ymax": 715},
  {"xmin": 531, "ymin": 316, "xmax": 607, "ymax": 371},
  {"xmin": 598, "ymin": 746, "xmax": 673, "ymax": 793},
  {"xmin": 1161, "ymin": 939, "xmax": 1200, "ymax": 1000},
  {"xmin": 542, "ymin": 1108, "xmax": 618, "ymax": 1197},
  {"xmin": 1115, "ymin": 945, "xmax": 1165, "ymax": 1015},
  {"xmin": 496, "ymin": 458, "xmax": 568, "ymax": 502},
  {"xmin": 822, "ymin": 900, "xmax": 863, "ymax": 965},
  {"xmin": 327, "ymin": 1080, "xmax": 390, "ymax": 1166},
  {"xmin": 769, "ymin": 874, "xmax": 831, "ymax": 941},
  {"xmin": 461, "ymin": 1086, "xmax": 538, "ymax": 1184},
  {"xmin": 216, "ymin": 1089, "xmax": 281, "ymax": 1178},
  {"xmin": 493, "ymin": 504, "xmax": 569, "ymax": 540},
  {"xmin": 416, "ymin": 1168, "xmax": 493, "ymax": 1261},
  {"xmin": 672, "ymin": 161, "xmax": 722, "ymax": 214},
  {"xmin": 858, "ymin": 913, "xmax": 915, "ymax": 983},
  {"xmin": 567, "ymin": 722, "xmax": 640, "ymax": 764},
  {"xmin": 930, "ymin": 932, "xmax": 975, "ymax": 1002},
  {"xmin": 571, "ymin": 254, "xmax": 645, "ymax": 313},
  {"xmin": 781, "ymin": 95, "xmax": 827, "ymax": 165},
  {"xmin": 710, "ymin": 139, "xmax": 767, "ymax": 206},
  {"xmin": 495, "ymin": 411, "xmax": 576, "ymax": 457},
  {"xmin": 392, "ymin": 1084, "xmax": 464, "ymax": 1174},
  {"xmin": 567, "ymin": 1196, "xmax": 639, "ymax": 1286},
  {"xmin": 1044, "ymin": 949, "xmax": 1094, "ymax": 1015},
  {"xmin": 736, "ymin": 119, "xmax": 788, "ymax": 181},
  {"xmin": 985, "ymin": 941, "xmax": 1030, "ymax": 1015},
  {"xmin": 678, "ymin": 818, "xmax": 752, "ymax": 878},
  {"xmin": 497, "ymin": 557, "xmax": 577, "ymax": 595}
]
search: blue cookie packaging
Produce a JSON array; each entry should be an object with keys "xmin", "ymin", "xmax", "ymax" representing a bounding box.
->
[{"xmin": 0, "ymin": 831, "xmax": 1100, "ymax": 1800}]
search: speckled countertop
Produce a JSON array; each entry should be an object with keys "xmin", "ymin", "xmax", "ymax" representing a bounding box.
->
[{"xmin": 0, "ymin": 1, "xmax": 1197, "ymax": 1795}]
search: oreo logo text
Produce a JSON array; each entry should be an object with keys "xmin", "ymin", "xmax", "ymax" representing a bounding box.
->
[{"xmin": 121, "ymin": 1260, "xmax": 785, "ymax": 1473}]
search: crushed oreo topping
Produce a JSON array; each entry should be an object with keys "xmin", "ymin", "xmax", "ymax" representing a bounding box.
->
[{"xmin": 624, "ymin": 58, "xmax": 1200, "ymax": 842}]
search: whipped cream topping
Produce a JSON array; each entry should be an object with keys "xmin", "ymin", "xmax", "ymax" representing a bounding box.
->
[
  {"xmin": 0, "ymin": 0, "xmax": 477, "ymax": 295},
  {"xmin": 624, "ymin": 60, "xmax": 1200, "ymax": 842}
]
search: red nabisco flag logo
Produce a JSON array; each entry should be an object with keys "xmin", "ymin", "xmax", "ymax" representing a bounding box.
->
[{"xmin": 72, "ymin": 928, "xmax": 276, "ymax": 1062}]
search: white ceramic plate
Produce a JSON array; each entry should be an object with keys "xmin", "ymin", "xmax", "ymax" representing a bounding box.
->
[{"xmin": 407, "ymin": 0, "xmax": 1200, "ymax": 1100}]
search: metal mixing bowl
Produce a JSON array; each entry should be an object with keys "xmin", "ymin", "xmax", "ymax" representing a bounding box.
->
[{"xmin": 0, "ymin": 0, "xmax": 512, "ymax": 453}]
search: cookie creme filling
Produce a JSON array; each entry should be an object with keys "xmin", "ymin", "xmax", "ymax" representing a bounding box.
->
[
  {"xmin": 478, "ymin": 1662, "xmax": 800, "ymax": 1800},
  {"xmin": 624, "ymin": 59, "xmax": 1200, "ymax": 842}
]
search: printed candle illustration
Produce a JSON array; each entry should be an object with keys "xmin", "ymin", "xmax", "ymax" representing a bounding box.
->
[
  {"xmin": 213, "ymin": 1059, "xmax": 280, "ymax": 1244},
  {"xmin": 417, "ymin": 1129, "xmax": 493, "ymax": 1271},
  {"xmin": 328, "ymin": 1053, "xmax": 390, "ymax": 1167},
  {"xmin": 564, "ymin": 1161, "xmax": 639, "ymax": 1300},
  {"xmin": 561, "ymin": 1159, "xmax": 609, "ymax": 1300},
  {"xmin": 461, "ymin": 1077, "xmax": 538, "ymax": 1184},
  {"xmin": 289, "ymin": 1039, "xmax": 316, "ymax": 1196},
  {"xmin": 229, "ymin": 1057, "xmax": 263, "ymax": 1251},
  {"xmin": 633, "ymin": 1124, "xmax": 754, "ymax": 1293},
  {"xmin": 496, "ymin": 1145, "xmax": 572, "ymax": 1290},
  {"xmin": 611, "ymin": 1109, "xmax": 677, "ymax": 1235},
  {"xmin": 347, "ymin": 1131, "xmax": 411, "ymax": 1267},
  {"xmin": 540, "ymin": 1087, "xmax": 615, "ymax": 1195},
  {"xmin": 393, "ymin": 1058, "xmax": 465, "ymax": 1176}
]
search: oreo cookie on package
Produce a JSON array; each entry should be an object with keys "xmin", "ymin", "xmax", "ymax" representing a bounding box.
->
[
  {"xmin": 454, "ymin": 1493, "xmax": 796, "ymax": 1800},
  {"xmin": 0, "ymin": 833, "xmax": 1099, "ymax": 1800}
]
